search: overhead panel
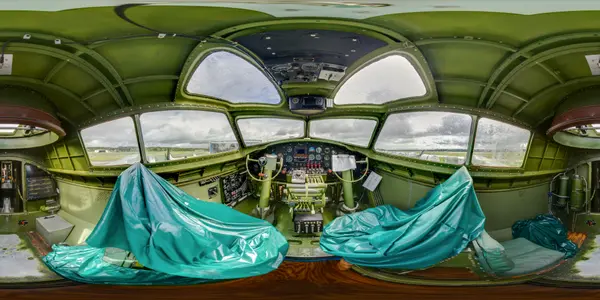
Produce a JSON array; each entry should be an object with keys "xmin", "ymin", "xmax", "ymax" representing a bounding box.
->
[{"xmin": 233, "ymin": 29, "xmax": 387, "ymax": 85}]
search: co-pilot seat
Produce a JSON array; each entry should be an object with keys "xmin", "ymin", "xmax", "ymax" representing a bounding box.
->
[{"xmin": 472, "ymin": 230, "xmax": 566, "ymax": 277}]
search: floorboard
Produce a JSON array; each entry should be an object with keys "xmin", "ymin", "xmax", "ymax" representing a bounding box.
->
[{"xmin": 1, "ymin": 260, "xmax": 600, "ymax": 299}]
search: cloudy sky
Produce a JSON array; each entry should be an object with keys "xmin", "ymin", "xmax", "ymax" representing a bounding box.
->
[
  {"xmin": 309, "ymin": 118, "xmax": 377, "ymax": 147},
  {"xmin": 334, "ymin": 55, "xmax": 426, "ymax": 105},
  {"xmin": 186, "ymin": 51, "xmax": 281, "ymax": 104},
  {"xmin": 375, "ymin": 112, "xmax": 472, "ymax": 151},
  {"xmin": 140, "ymin": 110, "xmax": 237, "ymax": 148},
  {"xmin": 81, "ymin": 117, "xmax": 138, "ymax": 148},
  {"xmin": 237, "ymin": 118, "xmax": 304, "ymax": 145}
]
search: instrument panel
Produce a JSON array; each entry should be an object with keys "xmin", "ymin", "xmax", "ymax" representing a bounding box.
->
[{"xmin": 261, "ymin": 142, "xmax": 365, "ymax": 175}]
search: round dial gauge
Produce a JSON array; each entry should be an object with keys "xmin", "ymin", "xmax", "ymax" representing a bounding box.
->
[
  {"xmin": 315, "ymin": 154, "xmax": 322, "ymax": 160},
  {"xmin": 316, "ymin": 147, "xmax": 322, "ymax": 153},
  {"xmin": 286, "ymin": 156, "xmax": 293, "ymax": 163},
  {"xmin": 324, "ymin": 156, "xmax": 330, "ymax": 161},
  {"xmin": 309, "ymin": 154, "xmax": 315, "ymax": 161},
  {"xmin": 324, "ymin": 148, "xmax": 330, "ymax": 153},
  {"xmin": 286, "ymin": 146, "xmax": 293, "ymax": 152}
]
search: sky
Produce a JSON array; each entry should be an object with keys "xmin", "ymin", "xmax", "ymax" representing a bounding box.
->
[
  {"xmin": 186, "ymin": 51, "xmax": 281, "ymax": 104},
  {"xmin": 309, "ymin": 118, "xmax": 377, "ymax": 147},
  {"xmin": 334, "ymin": 55, "xmax": 426, "ymax": 105},
  {"xmin": 81, "ymin": 117, "xmax": 138, "ymax": 148},
  {"xmin": 237, "ymin": 118, "xmax": 304, "ymax": 145}
]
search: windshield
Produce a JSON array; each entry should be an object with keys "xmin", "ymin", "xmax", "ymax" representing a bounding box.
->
[
  {"xmin": 472, "ymin": 118, "xmax": 531, "ymax": 167},
  {"xmin": 80, "ymin": 117, "xmax": 140, "ymax": 166},
  {"xmin": 374, "ymin": 112, "xmax": 472, "ymax": 165},
  {"xmin": 186, "ymin": 51, "xmax": 281, "ymax": 104},
  {"xmin": 309, "ymin": 118, "xmax": 377, "ymax": 147},
  {"xmin": 334, "ymin": 54, "xmax": 426, "ymax": 105},
  {"xmin": 140, "ymin": 110, "xmax": 238, "ymax": 163},
  {"xmin": 237, "ymin": 118, "xmax": 305, "ymax": 146}
]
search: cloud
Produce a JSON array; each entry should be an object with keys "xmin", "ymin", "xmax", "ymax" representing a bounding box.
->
[
  {"xmin": 187, "ymin": 51, "xmax": 281, "ymax": 104},
  {"xmin": 238, "ymin": 118, "xmax": 304, "ymax": 143},
  {"xmin": 81, "ymin": 117, "xmax": 138, "ymax": 148},
  {"xmin": 310, "ymin": 119, "xmax": 377, "ymax": 146}
]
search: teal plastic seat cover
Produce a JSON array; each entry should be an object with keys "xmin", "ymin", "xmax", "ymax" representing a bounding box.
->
[
  {"xmin": 44, "ymin": 245, "xmax": 211, "ymax": 285},
  {"xmin": 512, "ymin": 214, "xmax": 577, "ymax": 258},
  {"xmin": 43, "ymin": 163, "xmax": 288, "ymax": 284},
  {"xmin": 472, "ymin": 230, "xmax": 515, "ymax": 274},
  {"xmin": 319, "ymin": 166, "xmax": 485, "ymax": 269}
]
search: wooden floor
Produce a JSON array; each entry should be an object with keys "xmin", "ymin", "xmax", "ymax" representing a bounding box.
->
[{"xmin": 1, "ymin": 260, "xmax": 600, "ymax": 300}]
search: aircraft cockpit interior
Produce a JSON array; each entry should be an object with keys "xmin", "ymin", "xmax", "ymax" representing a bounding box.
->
[{"xmin": 2, "ymin": 1, "xmax": 600, "ymax": 298}]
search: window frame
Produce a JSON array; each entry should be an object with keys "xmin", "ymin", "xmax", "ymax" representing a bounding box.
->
[
  {"xmin": 180, "ymin": 46, "xmax": 286, "ymax": 108},
  {"xmin": 331, "ymin": 50, "xmax": 432, "ymax": 107},
  {"xmin": 78, "ymin": 115, "xmax": 143, "ymax": 168},
  {"xmin": 235, "ymin": 116, "xmax": 307, "ymax": 147},
  {"xmin": 307, "ymin": 116, "xmax": 379, "ymax": 148},
  {"xmin": 470, "ymin": 117, "xmax": 533, "ymax": 169}
]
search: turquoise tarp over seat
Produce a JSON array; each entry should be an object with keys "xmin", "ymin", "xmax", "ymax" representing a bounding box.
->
[
  {"xmin": 319, "ymin": 166, "xmax": 485, "ymax": 269},
  {"xmin": 43, "ymin": 163, "xmax": 288, "ymax": 284}
]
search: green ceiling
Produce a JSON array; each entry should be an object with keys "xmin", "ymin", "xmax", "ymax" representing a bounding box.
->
[{"xmin": 1, "ymin": 6, "xmax": 600, "ymax": 132}]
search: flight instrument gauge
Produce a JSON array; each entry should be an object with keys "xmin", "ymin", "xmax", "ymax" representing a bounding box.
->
[
  {"xmin": 309, "ymin": 154, "xmax": 315, "ymax": 161},
  {"xmin": 286, "ymin": 156, "xmax": 293, "ymax": 163},
  {"xmin": 315, "ymin": 154, "xmax": 322, "ymax": 160},
  {"xmin": 316, "ymin": 147, "xmax": 322, "ymax": 153}
]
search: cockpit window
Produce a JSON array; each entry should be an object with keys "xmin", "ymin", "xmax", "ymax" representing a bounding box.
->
[
  {"xmin": 563, "ymin": 124, "xmax": 600, "ymax": 138},
  {"xmin": 80, "ymin": 117, "xmax": 140, "ymax": 166},
  {"xmin": 140, "ymin": 110, "xmax": 238, "ymax": 163},
  {"xmin": 374, "ymin": 112, "xmax": 472, "ymax": 165},
  {"xmin": 237, "ymin": 118, "xmax": 305, "ymax": 146},
  {"xmin": 334, "ymin": 54, "xmax": 426, "ymax": 105},
  {"xmin": 0, "ymin": 124, "xmax": 19, "ymax": 135},
  {"xmin": 472, "ymin": 118, "xmax": 531, "ymax": 168},
  {"xmin": 0, "ymin": 124, "xmax": 47, "ymax": 136},
  {"xmin": 309, "ymin": 118, "xmax": 377, "ymax": 147},
  {"xmin": 185, "ymin": 51, "xmax": 281, "ymax": 104}
]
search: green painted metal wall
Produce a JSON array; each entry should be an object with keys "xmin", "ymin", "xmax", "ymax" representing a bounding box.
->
[{"xmin": 378, "ymin": 169, "xmax": 550, "ymax": 232}]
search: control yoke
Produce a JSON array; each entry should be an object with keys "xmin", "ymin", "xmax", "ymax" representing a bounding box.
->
[
  {"xmin": 331, "ymin": 155, "xmax": 369, "ymax": 183},
  {"xmin": 246, "ymin": 154, "xmax": 283, "ymax": 182}
]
